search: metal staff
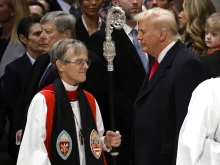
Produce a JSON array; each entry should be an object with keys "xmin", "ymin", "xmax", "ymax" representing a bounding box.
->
[{"xmin": 103, "ymin": 6, "xmax": 125, "ymax": 160}]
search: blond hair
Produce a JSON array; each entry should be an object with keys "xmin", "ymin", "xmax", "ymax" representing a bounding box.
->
[
  {"xmin": 6, "ymin": 0, "xmax": 30, "ymax": 44},
  {"xmin": 182, "ymin": 0, "xmax": 216, "ymax": 55},
  {"xmin": 134, "ymin": 8, "xmax": 180, "ymax": 41},
  {"xmin": 205, "ymin": 13, "xmax": 220, "ymax": 37}
]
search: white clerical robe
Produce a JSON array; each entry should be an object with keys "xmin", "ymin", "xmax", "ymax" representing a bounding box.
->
[
  {"xmin": 176, "ymin": 78, "xmax": 220, "ymax": 165},
  {"xmin": 17, "ymin": 81, "xmax": 109, "ymax": 165}
]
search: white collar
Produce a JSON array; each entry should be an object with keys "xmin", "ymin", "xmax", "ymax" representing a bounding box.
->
[
  {"xmin": 61, "ymin": 79, "xmax": 78, "ymax": 91},
  {"xmin": 123, "ymin": 24, "xmax": 138, "ymax": 36},
  {"xmin": 157, "ymin": 41, "xmax": 176, "ymax": 63},
  {"xmin": 57, "ymin": 0, "xmax": 71, "ymax": 12},
  {"xmin": 81, "ymin": 15, "xmax": 103, "ymax": 31},
  {"xmin": 26, "ymin": 52, "xmax": 35, "ymax": 65}
]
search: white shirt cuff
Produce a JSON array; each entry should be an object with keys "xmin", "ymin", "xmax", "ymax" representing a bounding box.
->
[
  {"xmin": 100, "ymin": 136, "xmax": 112, "ymax": 152},
  {"xmin": 15, "ymin": 131, "xmax": 21, "ymax": 145}
]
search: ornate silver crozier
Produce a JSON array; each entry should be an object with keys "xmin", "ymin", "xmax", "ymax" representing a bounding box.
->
[{"xmin": 103, "ymin": 6, "xmax": 125, "ymax": 158}]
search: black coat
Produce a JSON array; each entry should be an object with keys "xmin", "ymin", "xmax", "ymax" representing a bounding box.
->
[
  {"xmin": 75, "ymin": 17, "xmax": 105, "ymax": 47},
  {"xmin": 133, "ymin": 41, "xmax": 208, "ymax": 165},
  {"xmin": 2, "ymin": 53, "xmax": 33, "ymax": 164},
  {"xmin": 3, "ymin": 53, "xmax": 32, "ymax": 133},
  {"xmin": 199, "ymin": 49, "xmax": 220, "ymax": 78},
  {"xmin": 88, "ymin": 28, "xmax": 152, "ymax": 165}
]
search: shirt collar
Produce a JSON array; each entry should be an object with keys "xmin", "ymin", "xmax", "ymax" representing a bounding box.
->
[
  {"xmin": 57, "ymin": 0, "xmax": 71, "ymax": 12},
  {"xmin": 61, "ymin": 79, "xmax": 78, "ymax": 91},
  {"xmin": 123, "ymin": 24, "xmax": 138, "ymax": 36},
  {"xmin": 81, "ymin": 16, "xmax": 103, "ymax": 31},
  {"xmin": 26, "ymin": 52, "xmax": 35, "ymax": 65},
  {"xmin": 157, "ymin": 41, "xmax": 176, "ymax": 63}
]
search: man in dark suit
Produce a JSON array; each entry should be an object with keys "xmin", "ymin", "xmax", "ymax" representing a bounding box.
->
[
  {"xmin": 13, "ymin": 11, "xmax": 105, "ymax": 149},
  {"xmin": 88, "ymin": 0, "xmax": 151, "ymax": 164},
  {"xmin": 1, "ymin": 16, "xmax": 45, "ymax": 165},
  {"xmin": 132, "ymin": 8, "xmax": 207, "ymax": 165}
]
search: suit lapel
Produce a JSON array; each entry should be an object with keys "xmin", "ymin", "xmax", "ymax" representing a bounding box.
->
[
  {"xmin": 38, "ymin": 71, "xmax": 56, "ymax": 91},
  {"xmin": 113, "ymin": 29, "xmax": 146, "ymax": 75},
  {"xmin": 136, "ymin": 41, "xmax": 184, "ymax": 103},
  {"xmin": 22, "ymin": 53, "xmax": 33, "ymax": 72}
]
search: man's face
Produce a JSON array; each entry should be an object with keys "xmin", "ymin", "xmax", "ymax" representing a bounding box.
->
[
  {"xmin": 115, "ymin": 0, "xmax": 143, "ymax": 20},
  {"xmin": 145, "ymin": 0, "xmax": 170, "ymax": 9},
  {"xmin": 40, "ymin": 21, "xmax": 67, "ymax": 53},
  {"xmin": 137, "ymin": 19, "xmax": 161, "ymax": 57},
  {"xmin": 25, "ymin": 23, "xmax": 45, "ymax": 55}
]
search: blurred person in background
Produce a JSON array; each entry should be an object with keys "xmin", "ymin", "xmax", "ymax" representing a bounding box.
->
[
  {"xmin": 29, "ymin": 1, "xmax": 46, "ymax": 17},
  {"xmin": 199, "ymin": 13, "xmax": 220, "ymax": 78},
  {"xmin": 36, "ymin": 0, "xmax": 51, "ymax": 12},
  {"xmin": 75, "ymin": 0, "xmax": 105, "ymax": 46},
  {"xmin": 179, "ymin": 0, "xmax": 216, "ymax": 56},
  {"xmin": 0, "ymin": 0, "xmax": 30, "ymax": 164}
]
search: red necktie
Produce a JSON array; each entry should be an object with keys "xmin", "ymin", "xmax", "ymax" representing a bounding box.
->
[{"xmin": 148, "ymin": 60, "xmax": 159, "ymax": 81}]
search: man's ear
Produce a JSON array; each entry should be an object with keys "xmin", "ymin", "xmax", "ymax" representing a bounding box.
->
[
  {"xmin": 159, "ymin": 29, "xmax": 167, "ymax": 42},
  {"xmin": 112, "ymin": 0, "xmax": 118, "ymax": 6},
  {"xmin": 19, "ymin": 34, "xmax": 27, "ymax": 45},
  {"xmin": 64, "ymin": 30, "xmax": 72, "ymax": 38}
]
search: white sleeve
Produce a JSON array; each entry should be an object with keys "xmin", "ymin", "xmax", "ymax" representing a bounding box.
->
[
  {"xmin": 176, "ymin": 79, "xmax": 220, "ymax": 165},
  {"xmin": 16, "ymin": 93, "xmax": 51, "ymax": 165},
  {"xmin": 95, "ymin": 99, "xmax": 111, "ymax": 152}
]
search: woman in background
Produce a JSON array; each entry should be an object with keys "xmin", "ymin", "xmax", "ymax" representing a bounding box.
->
[
  {"xmin": 179, "ymin": 0, "xmax": 216, "ymax": 56},
  {"xmin": 75, "ymin": 0, "xmax": 105, "ymax": 46}
]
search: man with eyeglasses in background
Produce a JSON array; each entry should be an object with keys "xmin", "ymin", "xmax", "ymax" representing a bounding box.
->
[{"xmin": 13, "ymin": 11, "xmax": 106, "ymax": 153}]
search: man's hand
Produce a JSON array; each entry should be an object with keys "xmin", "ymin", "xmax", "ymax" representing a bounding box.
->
[{"xmin": 104, "ymin": 131, "xmax": 121, "ymax": 149}]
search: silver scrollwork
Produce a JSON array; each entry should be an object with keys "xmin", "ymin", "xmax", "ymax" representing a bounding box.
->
[{"xmin": 103, "ymin": 6, "xmax": 125, "ymax": 71}]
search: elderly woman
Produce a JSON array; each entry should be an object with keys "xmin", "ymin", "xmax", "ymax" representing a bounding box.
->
[{"xmin": 17, "ymin": 39, "xmax": 121, "ymax": 165}]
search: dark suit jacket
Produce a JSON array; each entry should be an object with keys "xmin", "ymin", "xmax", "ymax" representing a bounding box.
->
[
  {"xmin": 2, "ymin": 53, "xmax": 32, "ymax": 163},
  {"xmin": 133, "ymin": 41, "xmax": 208, "ymax": 165},
  {"xmin": 3, "ymin": 53, "xmax": 32, "ymax": 132},
  {"xmin": 13, "ymin": 51, "xmax": 105, "ymax": 135},
  {"xmin": 75, "ymin": 17, "xmax": 105, "ymax": 47},
  {"xmin": 199, "ymin": 50, "xmax": 220, "ymax": 78},
  {"xmin": 88, "ymin": 28, "xmax": 152, "ymax": 165}
]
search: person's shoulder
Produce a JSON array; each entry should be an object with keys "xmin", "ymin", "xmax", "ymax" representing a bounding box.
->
[
  {"xmin": 5, "ymin": 54, "xmax": 27, "ymax": 69},
  {"xmin": 35, "ymin": 53, "xmax": 49, "ymax": 62},
  {"xmin": 193, "ymin": 78, "xmax": 220, "ymax": 95},
  {"xmin": 200, "ymin": 50, "xmax": 220, "ymax": 62},
  {"xmin": 32, "ymin": 53, "xmax": 50, "ymax": 69}
]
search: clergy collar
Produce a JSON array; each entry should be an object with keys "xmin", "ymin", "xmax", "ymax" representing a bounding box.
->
[{"xmin": 61, "ymin": 79, "xmax": 78, "ymax": 91}]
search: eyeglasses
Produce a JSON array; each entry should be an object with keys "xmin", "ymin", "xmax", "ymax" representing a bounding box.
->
[{"xmin": 64, "ymin": 59, "xmax": 91, "ymax": 67}]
